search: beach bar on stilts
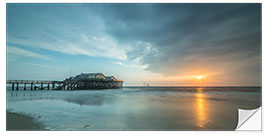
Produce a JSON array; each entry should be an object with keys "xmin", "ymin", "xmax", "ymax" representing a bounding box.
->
[{"xmin": 6, "ymin": 73, "xmax": 124, "ymax": 90}]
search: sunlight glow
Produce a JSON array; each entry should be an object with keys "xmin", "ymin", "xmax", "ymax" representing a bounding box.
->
[
  {"xmin": 196, "ymin": 93, "xmax": 208, "ymax": 128},
  {"xmin": 196, "ymin": 76, "xmax": 203, "ymax": 80}
]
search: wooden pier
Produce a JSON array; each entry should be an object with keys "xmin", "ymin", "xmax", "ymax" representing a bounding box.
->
[
  {"xmin": 6, "ymin": 80, "xmax": 62, "ymax": 91},
  {"xmin": 7, "ymin": 73, "xmax": 124, "ymax": 91}
]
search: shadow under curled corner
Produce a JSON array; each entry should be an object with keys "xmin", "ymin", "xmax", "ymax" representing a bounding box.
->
[{"xmin": 236, "ymin": 107, "xmax": 261, "ymax": 131}]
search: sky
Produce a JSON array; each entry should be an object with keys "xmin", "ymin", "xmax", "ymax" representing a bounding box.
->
[{"xmin": 6, "ymin": 3, "xmax": 261, "ymax": 86}]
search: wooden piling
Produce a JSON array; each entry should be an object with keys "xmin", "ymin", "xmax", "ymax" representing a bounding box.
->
[
  {"xmin": 16, "ymin": 83, "xmax": 19, "ymax": 91},
  {"xmin": 6, "ymin": 77, "xmax": 123, "ymax": 91},
  {"xmin": 41, "ymin": 83, "xmax": 43, "ymax": 90},
  {"xmin": 12, "ymin": 83, "xmax": 14, "ymax": 91}
]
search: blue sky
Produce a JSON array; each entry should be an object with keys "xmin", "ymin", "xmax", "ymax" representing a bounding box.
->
[{"xmin": 6, "ymin": 4, "xmax": 261, "ymax": 86}]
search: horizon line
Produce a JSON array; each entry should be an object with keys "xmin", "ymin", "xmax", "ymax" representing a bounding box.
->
[{"xmin": 123, "ymin": 85, "xmax": 261, "ymax": 87}]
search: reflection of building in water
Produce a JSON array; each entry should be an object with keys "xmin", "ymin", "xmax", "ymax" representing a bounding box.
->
[
  {"xmin": 196, "ymin": 92, "xmax": 208, "ymax": 128},
  {"xmin": 65, "ymin": 94, "xmax": 105, "ymax": 106}
]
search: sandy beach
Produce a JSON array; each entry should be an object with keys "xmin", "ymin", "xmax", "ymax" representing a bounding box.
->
[{"xmin": 7, "ymin": 111, "xmax": 43, "ymax": 130}]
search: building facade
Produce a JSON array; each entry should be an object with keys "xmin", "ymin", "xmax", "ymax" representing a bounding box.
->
[{"xmin": 55, "ymin": 73, "xmax": 123, "ymax": 90}]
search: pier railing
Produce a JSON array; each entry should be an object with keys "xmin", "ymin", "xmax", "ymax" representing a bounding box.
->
[
  {"xmin": 6, "ymin": 79, "xmax": 123, "ymax": 90},
  {"xmin": 6, "ymin": 80, "xmax": 61, "ymax": 91}
]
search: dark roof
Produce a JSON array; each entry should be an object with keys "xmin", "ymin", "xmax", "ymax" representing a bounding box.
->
[{"xmin": 81, "ymin": 73, "xmax": 103, "ymax": 76}]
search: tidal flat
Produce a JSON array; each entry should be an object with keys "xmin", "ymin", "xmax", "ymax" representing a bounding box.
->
[{"xmin": 6, "ymin": 87, "xmax": 261, "ymax": 130}]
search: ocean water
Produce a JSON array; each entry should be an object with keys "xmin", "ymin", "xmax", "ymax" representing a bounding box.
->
[{"xmin": 6, "ymin": 87, "xmax": 261, "ymax": 130}]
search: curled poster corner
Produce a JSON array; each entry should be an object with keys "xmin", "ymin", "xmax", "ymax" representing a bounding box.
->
[{"xmin": 236, "ymin": 107, "xmax": 261, "ymax": 131}]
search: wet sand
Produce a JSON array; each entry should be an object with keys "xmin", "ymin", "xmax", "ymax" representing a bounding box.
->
[{"xmin": 7, "ymin": 111, "xmax": 43, "ymax": 130}]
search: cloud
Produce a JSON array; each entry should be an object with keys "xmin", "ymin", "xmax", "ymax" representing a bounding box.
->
[
  {"xmin": 7, "ymin": 46, "xmax": 53, "ymax": 61},
  {"xmin": 7, "ymin": 4, "xmax": 261, "ymax": 85},
  {"xmin": 113, "ymin": 61, "xmax": 148, "ymax": 69},
  {"xmin": 7, "ymin": 4, "xmax": 128, "ymax": 60},
  {"xmin": 97, "ymin": 4, "xmax": 261, "ymax": 85},
  {"xmin": 30, "ymin": 63, "xmax": 54, "ymax": 69},
  {"xmin": 114, "ymin": 61, "xmax": 124, "ymax": 66}
]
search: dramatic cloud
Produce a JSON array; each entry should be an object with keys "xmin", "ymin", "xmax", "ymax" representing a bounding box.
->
[
  {"xmin": 7, "ymin": 4, "xmax": 261, "ymax": 85},
  {"xmin": 92, "ymin": 4, "xmax": 261, "ymax": 85},
  {"xmin": 7, "ymin": 4, "xmax": 128, "ymax": 60}
]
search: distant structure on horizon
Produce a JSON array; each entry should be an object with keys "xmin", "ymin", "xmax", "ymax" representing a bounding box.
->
[
  {"xmin": 143, "ymin": 82, "xmax": 150, "ymax": 87},
  {"xmin": 56, "ymin": 73, "xmax": 124, "ymax": 90},
  {"xmin": 7, "ymin": 73, "xmax": 123, "ymax": 90}
]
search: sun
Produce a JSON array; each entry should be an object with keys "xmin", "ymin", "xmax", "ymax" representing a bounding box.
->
[{"xmin": 196, "ymin": 76, "xmax": 203, "ymax": 80}]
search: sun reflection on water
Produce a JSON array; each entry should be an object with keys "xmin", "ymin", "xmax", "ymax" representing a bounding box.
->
[{"xmin": 196, "ymin": 89, "xmax": 208, "ymax": 128}]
